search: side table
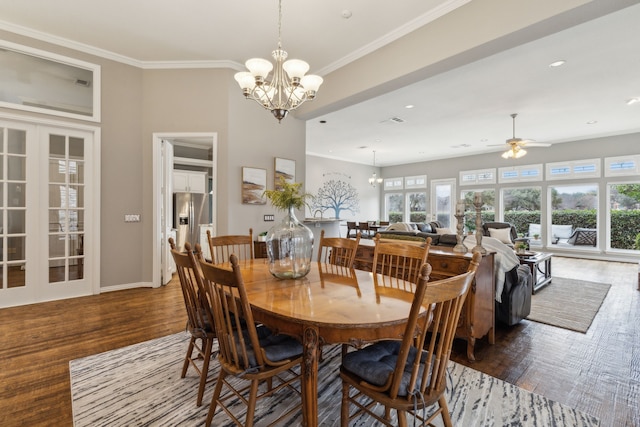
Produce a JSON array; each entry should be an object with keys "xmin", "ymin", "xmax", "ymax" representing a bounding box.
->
[
  {"xmin": 518, "ymin": 252, "xmax": 552, "ymax": 294},
  {"xmin": 254, "ymin": 240, "xmax": 267, "ymax": 259}
]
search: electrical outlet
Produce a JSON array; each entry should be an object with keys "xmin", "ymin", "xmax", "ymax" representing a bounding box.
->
[{"xmin": 264, "ymin": 214, "xmax": 275, "ymax": 221}]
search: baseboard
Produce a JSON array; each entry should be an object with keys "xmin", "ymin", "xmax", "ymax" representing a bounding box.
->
[{"xmin": 100, "ymin": 282, "xmax": 155, "ymax": 293}]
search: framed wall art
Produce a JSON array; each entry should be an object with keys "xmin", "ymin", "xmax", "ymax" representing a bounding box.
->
[
  {"xmin": 242, "ymin": 167, "xmax": 267, "ymax": 205},
  {"xmin": 274, "ymin": 157, "xmax": 295, "ymax": 189}
]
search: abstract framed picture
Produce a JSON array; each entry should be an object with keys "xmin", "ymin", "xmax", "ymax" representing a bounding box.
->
[
  {"xmin": 242, "ymin": 167, "xmax": 267, "ymax": 205},
  {"xmin": 275, "ymin": 157, "xmax": 296, "ymax": 189}
]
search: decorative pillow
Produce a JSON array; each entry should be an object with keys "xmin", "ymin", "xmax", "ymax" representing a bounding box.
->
[
  {"xmin": 551, "ymin": 224, "xmax": 573, "ymax": 239},
  {"xmin": 488, "ymin": 227, "xmax": 513, "ymax": 244},
  {"xmin": 435, "ymin": 227, "xmax": 454, "ymax": 235}
]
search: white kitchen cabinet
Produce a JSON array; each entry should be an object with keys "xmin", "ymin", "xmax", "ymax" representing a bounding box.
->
[{"xmin": 173, "ymin": 170, "xmax": 207, "ymax": 193}]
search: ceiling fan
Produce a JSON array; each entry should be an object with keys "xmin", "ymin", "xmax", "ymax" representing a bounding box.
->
[{"xmin": 495, "ymin": 113, "xmax": 550, "ymax": 159}]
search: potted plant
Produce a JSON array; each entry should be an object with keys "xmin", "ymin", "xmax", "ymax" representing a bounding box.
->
[
  {"xmin": 515, "ymin": 241, "xmax": 527, "ymax": 254},
  {"xmin": 263, "ymin": 178, "xmax": 314, "ymax": 279},
  {"xmin": 257, "ymin": 231, "xmax": 268, "ymax": 242},
  {"xmin": 533, "ymin": 233, "xmax": 540, "ymax": 240}
]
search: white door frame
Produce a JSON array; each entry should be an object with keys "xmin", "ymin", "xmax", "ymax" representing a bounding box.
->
[
  {"xmin": 430, "ymin": 178, "xmax": 456, "ymax": 228},
  {"xmin": 152, "ymin": 132, "xmax": 217, "ymax": 288}
]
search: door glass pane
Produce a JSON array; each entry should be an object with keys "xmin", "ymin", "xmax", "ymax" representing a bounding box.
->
[
  {"xmin": 7, "ymin": 183, "xmax": 25, "ymax": 207},
  {"xmin": 68, "ymin": 160, "xmax": 84, "ymax": 184},
  {"xmin": 7, "ymin": 210, "xmax": 25, "ymax": 234},
  {"xmin": 49, "ymin": 235, "xmax": 65, "ymax": 258},
  {"xmin": 49, "ymin": 159, "xmax": 67, "ymax": 183},
  {"xmin": 49, "ymin": 259, "xmax": 65, "ymax": 283},
  {"xmin": 69, "ymin": 137, "xmax": 84, "ymax": 158},
  {"xmin": 434, "ymin": 183, "xmax": 453, "ymax": 228},
  {"xmin": 7, "ymin": 236, "xmax": 25, "ymax": 261},
  {"xmin": 69, "ymin": 210, "xmax": 84, "ymax": 232},
  {"xmin": 7, "ymin": 156, "xmax": 25, "ymax": 180},
  {"xmin": 7, "ymin": 265, "xmax": 25, "ymax": 288},
  {"xmin": 7, "ymin": 129, "xmax": 26, "ymax": 154},
  {"xmin": 69, "ymin": 185, "xmax": 83, "ymax": 208},
  {"xmin": 49, "ymin": 135, "xmax": 66, "ymax": 158}
]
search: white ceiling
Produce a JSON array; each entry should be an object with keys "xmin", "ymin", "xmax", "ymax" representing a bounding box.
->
[{"xmin": 0, "ymin": 0, "xmax": 638, "ymax": 166}]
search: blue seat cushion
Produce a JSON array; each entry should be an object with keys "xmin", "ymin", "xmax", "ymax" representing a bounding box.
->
[{"xmin": 342, "ymin": 340, "xmax": 430, "ymax": 397}]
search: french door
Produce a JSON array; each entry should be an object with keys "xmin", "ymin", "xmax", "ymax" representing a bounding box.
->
[{"xmin": 0, "ymin": 118, "xmax": 97, "ymax": 308}]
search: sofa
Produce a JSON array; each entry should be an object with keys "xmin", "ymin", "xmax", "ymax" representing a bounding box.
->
[{"xmin": 377, "ymin": 223, "xmax": 533, "ymax": 325}]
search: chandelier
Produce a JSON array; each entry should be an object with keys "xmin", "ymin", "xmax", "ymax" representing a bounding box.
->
[
  {"xmin": 368, "ymin": 150, "xmax": 383, "ymax": 187},
  {"xmin": 233, "ymin": 0, "xmax": 323, "ymax": 122}
]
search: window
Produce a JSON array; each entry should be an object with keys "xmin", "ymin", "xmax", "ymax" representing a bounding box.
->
[
  {"xmin": 501, "ymin": 187, "xmax": 541, "ymax": 239},
  {"xmin": 407, "ymin": 192, "xmax": 427, "ymax": 222},
  {"xmin": 605, "ymin": 155, "xmax": 640, "ymax": 177},
  {"xmin": 608, "ymin": 182, "xmax": 640, "ymax": 251},
  {"xmin": 548, "ymin": 184, "xmax": 598, "ymax": 249},
  {"xmin": 385, "ymin": 193, "xmax": 404, "ymax": 223},
  {"xmin": 498, "ymin": 164, "xmax": 543, "ymax": 183},
  {"xmin": 383, "ymin": 177, "xmax": 403, "ymax": 190},
  {"xmin": 459, "ymin": 168, "xmax": 496, "ymax": 185},
  {"xmin": 0, "ymin": 41, "xmax": 101, "ymax": 122},
  {"xmin": 461, "ymin": 189, "xmax": 495, "ymax": 233},
  {"xmin": 404, "ymin": 175, "xmax": 426, "ymax": 189},
  {"xmin": 546, "ymin": 159, "xmax": 600, "ymax": 180}
]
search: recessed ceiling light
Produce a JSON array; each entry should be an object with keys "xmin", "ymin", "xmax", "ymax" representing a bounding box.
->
[
  {"xmin": 319, "ymin": 120, "xmax": 327, "ymax": 123},
  {"xmin": 626, "ymin": 98, "xmax": 640, "ymax": 105},
  {"xmin": 549, "ymin": 60, "xmax": 566, "ymax": 67},
  {"xmin": 341, "ymin": 9, "xmax": 352, "ymax": 19},
  {"xmin": 480, "ymin": 138, "xmax": 488, "ymax": 142},
  {"xmin": 586, "ymin": 120, "xmax": 598, "ymax": 124},
  {"xmin": 405, "ymin": 104, "xmax": 415, "ymax": 109},
  {"xmin": 358, "ymin": 145, "xmax": 368, "ymax": 149}
]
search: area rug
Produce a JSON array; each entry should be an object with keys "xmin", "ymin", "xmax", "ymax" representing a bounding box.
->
[
  {"xmin": 527, "ymin": 277, "xmax": 611, "ymax": 333},
  {"xmin": 69, "ymin": 332, "xmax": 600, "ymax": 427}
]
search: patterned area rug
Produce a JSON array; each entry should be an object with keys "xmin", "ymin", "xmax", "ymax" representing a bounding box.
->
[
  {"xmin": 69, "ymin": 333, "xmax": 600, "ymax": 426},
  {"xmin": 527, "ymin": 277, "xmax": 611, "ymax": 333}
]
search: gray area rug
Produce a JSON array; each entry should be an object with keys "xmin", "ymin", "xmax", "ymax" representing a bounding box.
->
[
  {"xmin": 69, "ymin": 332, "xmax": 600, "ymax": 426},
  {"xmin": 527, "ymin": 277, "xmax": 611, "ymax": 333}
]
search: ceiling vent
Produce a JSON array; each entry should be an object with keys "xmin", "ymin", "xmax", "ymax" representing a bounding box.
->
[{"xmin": 74, "ymin": 78, "xmax": 91, "ymax": 87}]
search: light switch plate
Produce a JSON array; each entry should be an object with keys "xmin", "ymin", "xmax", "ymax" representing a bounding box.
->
[
  {"xmin": 125, "ymin": 214, "xmax": 141, "ymax": 222},
  {"xmin": 264, "ymin": 214, "xmax": 275, "ymax": 221}
]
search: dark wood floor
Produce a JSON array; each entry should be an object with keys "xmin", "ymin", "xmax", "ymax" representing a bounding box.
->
[{"xmin": 0, "ymin": 257, "xmax": 637, "ymax": 426}]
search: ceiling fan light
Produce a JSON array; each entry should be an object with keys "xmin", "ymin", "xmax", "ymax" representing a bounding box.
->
[{"xmin": 515, "ymin": 148, "xmax": 527, "ymax": 158}]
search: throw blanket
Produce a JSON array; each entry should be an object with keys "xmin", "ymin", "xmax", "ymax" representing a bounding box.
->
[
  {"xmin": 462, "ymin": 235, "xmax": 519, "ymax": 303},
  {"xmin": 385, "ymin": 222, "xmax": 415, "ymax": 232}
]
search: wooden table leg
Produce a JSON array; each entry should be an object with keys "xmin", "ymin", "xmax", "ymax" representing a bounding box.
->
[{"xmin": 301, "ymin": 326, "xmax": 319, "ymax": 427}]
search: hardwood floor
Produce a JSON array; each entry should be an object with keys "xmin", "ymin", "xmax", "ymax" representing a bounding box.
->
[{"xmin": 0, "ymin": 257, "xmax": 637, "ymax": 426}]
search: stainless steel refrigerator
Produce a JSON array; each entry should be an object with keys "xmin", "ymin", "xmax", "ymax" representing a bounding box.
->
[{"xmin": 173, "ymin": 192, "xmax": 210, "ymax": 253}]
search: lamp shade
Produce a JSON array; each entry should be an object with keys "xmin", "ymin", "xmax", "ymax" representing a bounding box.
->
[
  {"xmin": 234, "ymin": 72, "xmax": 256, "ymax": 90},
  {"xmin": 300, "ymin": 74, "xmax": 323, "ymax": 92},
  {"xmin": 283, "ymin": 59, "xmax": 309, "ymax": 79},
  {"xmin": 245, "ymin": 58, "xmax": 273, "ymax": 78}
]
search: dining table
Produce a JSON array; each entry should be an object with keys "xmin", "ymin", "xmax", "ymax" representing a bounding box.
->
[{"xmin": 224, "ymin": 258, "xmax": 420, "ymax": 427}]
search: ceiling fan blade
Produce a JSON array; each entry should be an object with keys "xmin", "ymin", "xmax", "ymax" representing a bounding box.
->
[{"xmin": 522, "ymin": 141, "xmax": 551, "ymax": 147}]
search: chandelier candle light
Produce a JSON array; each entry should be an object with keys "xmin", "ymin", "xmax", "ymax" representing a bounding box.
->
[{"xmin": 233, "ymin": 0, "xmax": 323, "ymax": 122}]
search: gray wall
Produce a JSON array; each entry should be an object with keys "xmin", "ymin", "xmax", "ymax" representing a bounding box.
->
[{"xmin": 0, "ymin": 31, "xmax": 307, "ymax": 289}]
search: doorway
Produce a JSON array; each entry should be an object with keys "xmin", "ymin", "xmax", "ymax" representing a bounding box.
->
[
  {"xmin": 151, "ymin": 132, "xmax": 217, "ymax": 287},
  {"xmin": 0, "ymin": 115, "xmax": 100, "ymax": 308}
]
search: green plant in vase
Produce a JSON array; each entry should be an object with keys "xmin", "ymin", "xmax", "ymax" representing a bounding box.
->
[{"xmin": 263, "ymin": 178, "xmax": 314, "ymax": 279}]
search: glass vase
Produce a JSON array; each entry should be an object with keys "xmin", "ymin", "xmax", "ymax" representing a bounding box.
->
[{"xmin": 266, "ymin": 206, "xmax": 314, "ymax": 279}]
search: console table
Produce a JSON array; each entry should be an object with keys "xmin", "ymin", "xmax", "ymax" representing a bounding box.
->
[{"xmin": 354, "ymin": 241, "xmax": 496, "ymax": 361}]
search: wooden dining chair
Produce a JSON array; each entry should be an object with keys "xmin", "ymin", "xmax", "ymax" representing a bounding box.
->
[
  {"xmin": 199, "ymin": 254, "xmax": 304, "ymax": 427},
  {"xmin": 207, "ymin": 228, "xmax": 254, "ymax": 263},
  {"xmin": 317, "ymin": 229, "xmax": 361, "ymax": 268},
  {"xmin": 357, "ymin": 222, "xmax": 371, "ymax": 239},
  {"xmin": 372, "ymin": 234, "xmax": 432, "ymax": 291},
  {"xmin": 346, "ymin": 221, "xmax": 358, "ymax": 238},
  {"xmin": 340, "ymin": 252, "xmax": 482, "ymax": 427},
  {"xmin": 168, "ymin": 239, "xmax": 216, "ymax": 407}
]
